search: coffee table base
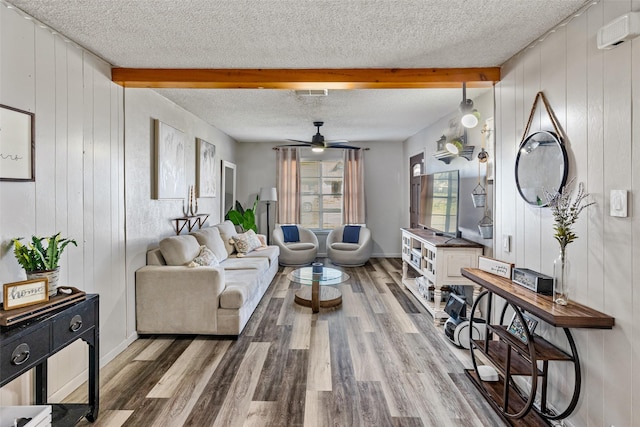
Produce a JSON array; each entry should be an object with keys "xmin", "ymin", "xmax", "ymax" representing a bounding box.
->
[{"xmin": 294, "ymin": 286, "xmax": 342, "ymax": 312}]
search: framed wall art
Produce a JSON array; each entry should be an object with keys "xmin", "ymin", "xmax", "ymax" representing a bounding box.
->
[
  {"xmin": 0, "ymin": 104, "xmax": 35, "ymax": 181},
  {"xmin": 154, "ymin": 119, "xmax": 185, "ymax": 199},
  {"xmin": 196, "ymin": 138, "xmax": 216, "ymax": 198}
]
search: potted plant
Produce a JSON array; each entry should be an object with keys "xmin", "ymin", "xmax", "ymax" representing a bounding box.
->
[
  {"xmin": 225, "ymin": 195, "xmax": 259, "ymax": 233},
  {"xmin": 12, "ymin": 233, "xmax": 77, "ymax": 297}
]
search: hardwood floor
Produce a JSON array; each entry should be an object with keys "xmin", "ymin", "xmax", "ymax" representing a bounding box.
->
[{"xmin": 69, "ymin": 258, "xmax": 505, "ymax": 427}]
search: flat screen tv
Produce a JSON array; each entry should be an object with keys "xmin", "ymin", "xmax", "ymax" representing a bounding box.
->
[{"xmin": 418, "ymin": 170, "xmax": 460, "ymax": 237}]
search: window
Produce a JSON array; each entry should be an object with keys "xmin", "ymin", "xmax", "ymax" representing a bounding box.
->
[{"xmin": 299, "ymin": 151, "xmax": 343, "ymax": 230}]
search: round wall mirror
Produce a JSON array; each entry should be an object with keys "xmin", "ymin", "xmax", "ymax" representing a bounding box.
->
[{"xmin": 515, "ymin": 131, "xmax": 568, "ymax": 206}]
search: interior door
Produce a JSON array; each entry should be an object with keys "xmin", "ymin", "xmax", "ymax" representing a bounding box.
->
[{"xmin": 409, "ymin": 152, "xmax": 423, "ymax": 228}]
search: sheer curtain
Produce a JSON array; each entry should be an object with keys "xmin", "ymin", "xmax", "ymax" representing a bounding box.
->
[
  {"xmin": 276, "ymin": 148, "xmax": 300, "ymax": 224},
  {"xmin": 343, "ymin": 149, "xmax": 366, "ymax": 224}
]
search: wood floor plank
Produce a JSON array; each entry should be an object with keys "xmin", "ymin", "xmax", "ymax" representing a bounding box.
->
[
  {"xmin": 243, "ymin": 401, "xmax": 279, "ymax": 427},
  {"xmin": 345, "ymin": 317, "xmax": 383, "ymax": 382},
  {"xmin": 386, "ymin": 280, "xmax": 421, "ymax": 314},
  {"xmin": 289, "ymin": 307, "xmax": 312, "ymax": 349},
  {"xmin": 146, "ymin": 337, "xmax": 214, "ymax": 398},
  {"xmin": 355, "ymin": 380, "xmax": 395, "ymax": 426},
  {"xmin": 380, "ymin": 292, "xmax": 420, "ymax": 334},
  {"xmin": 147, "ymin": 339, "xmax": 232, "ymax": 426},
  {"xmin": 133, "ymin": 337, "xmax": 175, "ymax": 361},
  {"xmin": 213, "ymin": 342, "xmax": 271, "ymax": 427},
  {"xmin": 306, "ymin": 319, "xmax": 332, "ymax": 392},
  {"xmin": 76, "ymin": 410, "xmax": 133, "ymax": 427}
]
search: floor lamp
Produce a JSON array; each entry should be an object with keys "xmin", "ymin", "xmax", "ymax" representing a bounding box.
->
[{"xmin": 259, "ymin": 187, "xmax": 277, "ymax": 245}]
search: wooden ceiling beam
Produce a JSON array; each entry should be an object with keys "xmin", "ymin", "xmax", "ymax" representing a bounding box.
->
[{"xmin": 111, "ymin": 67, "xmax": 500, "ymax": 89}]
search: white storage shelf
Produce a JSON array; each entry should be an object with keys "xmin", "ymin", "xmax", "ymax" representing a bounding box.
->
[{"xmin": 401, "ymin": 228, "xmax": 484, "ymax": 325}]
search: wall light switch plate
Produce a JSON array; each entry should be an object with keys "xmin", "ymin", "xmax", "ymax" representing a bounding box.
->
[
  {"xmin": 502, "ymin": 234, "xmax": 511, "ymax": 252},
  {"xmin": 610, "ymin": 190, "xmax": 628, "ymax": 217}
]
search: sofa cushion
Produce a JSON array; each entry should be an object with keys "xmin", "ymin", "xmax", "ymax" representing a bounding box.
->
[
  {"xmin": 281, "ymin": 225, "xmax": 300, "ymax": 242},
  {"xmin": 190, "ymin": 245, "xmax": 220, "ymax": 267},
  {"xmin": 159, "ymin": 235, "xmax": 201, "ymax": 266},
  {"xmin": 286, "ymin": 242, "xmax": 316, "ymax": 251},
  {"xmin": 220, "ymin": 257, "xmax": 269, "ymax": 272},
  {"xmin": 231, "ymin": 230, "xmax": 262, "ymax": 254},
  {"xmin": 241, "ymin": 246, "xmax": 279, "ymax": 266},
  {"xmin": 330, "ymin": 242, "xmax": 360, "ymax": 251},
  {"xmin": 214, "ymin": 220, "xmax": 238, "ymax": 256},
  {"xmin": 220, "ymin": 270, "xmax": 260, "ymax": 309},
  {"xmin": 192, "ymin": 227, "xmax": 228, "ymax": 262}
]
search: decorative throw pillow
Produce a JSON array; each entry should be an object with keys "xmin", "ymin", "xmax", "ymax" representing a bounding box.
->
[
  {"xmin": 189, "ymin": 245, "xmax": 220, "ymax": 267},
  {"xmin": 231, "ymin": 230, "xmax": 262, "ymax": 254},
  {"xmin": 342, "ymin": 225, "xmax": 361, "ymax": 244},
  {"xmin": 281, "ymin": 225, "xmax": 300, "ymax": 243}
]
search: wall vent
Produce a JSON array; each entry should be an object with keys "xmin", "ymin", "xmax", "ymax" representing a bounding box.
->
[
  {"xmin": 597, "ymin": 12, "xmax": 640, "ymax": 49},
  {"xmin": 294, "ymin": 89, "xmax": 328, "ymax": 96}
]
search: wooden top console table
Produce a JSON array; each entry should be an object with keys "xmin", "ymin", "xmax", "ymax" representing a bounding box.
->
[
  {"xmin": 0, "ymin": 294, "xmax": 99, "ymax": 426},
  {"xmin": 461, "ymin": 268, "xmax": 614, "ymax": 426}
]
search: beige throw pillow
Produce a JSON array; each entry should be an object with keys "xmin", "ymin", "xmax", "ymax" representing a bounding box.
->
[
  {"xmin": 189, "ymin": 245, "xmax": 220, "ymax": 267},
  {"xmin": 231, "ymin": 230, "xmax": 262, "ymax": 255}
]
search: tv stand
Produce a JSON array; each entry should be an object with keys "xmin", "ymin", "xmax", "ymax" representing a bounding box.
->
[{"xmin": 401, "ymin": 228, "xmax": 483, "ymax": 325}]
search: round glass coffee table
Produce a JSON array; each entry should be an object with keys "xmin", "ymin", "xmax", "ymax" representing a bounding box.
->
[{"xmin": 288, "ymin": 264, "xmax": 349, "ymax": 313}]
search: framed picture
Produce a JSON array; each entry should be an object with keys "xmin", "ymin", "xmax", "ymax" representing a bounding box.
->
[
  {"xmin": 3, "ymin": 278, "xmax": 49, "ymax": 311},
  {"xmin": 507, "ymin": 312, "xmax": 538, "ymax": 344},
  {"xmin": 154, "ymin": 120, "xmax": 185, "ymax": 199},
  {"xmin": 0, "ymin": 104, "xmax": 35, "ymax": 181},
  {"xmin": 196, "ymin": 138, "xmax": 216, "ymax": 198}
]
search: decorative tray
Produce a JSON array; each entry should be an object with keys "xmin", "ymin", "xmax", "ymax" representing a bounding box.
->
[{"xmin": 0, "ymin": 287, "xmax": 86, "ymax": 327}]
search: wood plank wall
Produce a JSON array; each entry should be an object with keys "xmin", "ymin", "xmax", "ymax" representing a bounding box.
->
[
  {"xmin": 494, "ymin": 1, "xmax": 639, "ymax": 426},
  {"xmin": 0, "ymin": 5, "xmax": 126, "ymax": 403}
]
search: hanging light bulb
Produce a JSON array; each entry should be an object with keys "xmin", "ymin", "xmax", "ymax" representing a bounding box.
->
[
  {"xmin": 459, "ymin": 83, "xmax": 480, "ymax": 129},
  {"xmin": 446, "ymin": 138, "xmax": 463, "ymax": 154},
  {"xmin": 311, "ymin": 147, "xmax": 324, "ymax": 153}
]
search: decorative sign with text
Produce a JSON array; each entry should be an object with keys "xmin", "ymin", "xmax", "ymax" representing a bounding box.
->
[
  {"xmin": 478, "ymin": 256, "xmax": 514, "ymax": 279},
  {"xmin": 3, "ymin": 278, "xmax": 49, "ymax": 310}
]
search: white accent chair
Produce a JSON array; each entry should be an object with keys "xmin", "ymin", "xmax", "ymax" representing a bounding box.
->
[
  {"xmin": 327, "ymin": 225, "xmax": 373, "ymax": 267},
  {"xmin": 272, "ymin": 224, "xmax": 318, "ymax": 267}
]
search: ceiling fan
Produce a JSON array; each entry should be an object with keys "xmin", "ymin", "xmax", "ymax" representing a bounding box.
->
[{"xmin": 280, "ymin": 121, "xmax": 360, "ymax": 150}]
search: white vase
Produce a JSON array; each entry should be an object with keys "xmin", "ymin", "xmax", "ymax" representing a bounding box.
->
[
  {"xmin": 553, "ymin": 249, "xmax": 570, "ymax": 305},
  {"xmin": 26, "ymin": 268, "xmax": 60, "ymax": 297}
]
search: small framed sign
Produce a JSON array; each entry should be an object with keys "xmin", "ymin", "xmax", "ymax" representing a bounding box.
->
[
  {"xmin": 507, "ymin": 312, "xmax": 538, "ymax": 344},
  {"xmin": 3, "ymin": 278, "xmax": 49, "ymax": 310},
  {"xmin": 478, "ymin": 256, "xmax": 514, "ymax": 279}
]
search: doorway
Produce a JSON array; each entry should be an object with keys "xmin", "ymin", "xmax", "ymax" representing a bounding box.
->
[{"xmin": 409, "ymin": 152, "xmax": 423, "ymax": 228}]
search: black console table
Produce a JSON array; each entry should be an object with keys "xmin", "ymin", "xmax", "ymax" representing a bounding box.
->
[{"xmin": 0, "ymin": 294, "xmax": 99, "ymax": 425}]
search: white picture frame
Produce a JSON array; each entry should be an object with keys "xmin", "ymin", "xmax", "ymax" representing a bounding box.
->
[
  {"xmin": 0, "ymin": 104, "xmax": 35, "ymax": 181},
  {"xmin": 154, "ymin": 120, "xmax": 185, "ymax": 199},
  {"xmin": 196, "ymin": 138, "xmax": 216, "ymax": 198}
]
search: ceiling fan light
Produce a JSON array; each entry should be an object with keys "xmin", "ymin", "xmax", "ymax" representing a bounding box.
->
[{"xmin": 312, "ymin": 147, "xmax": 325, "ymax": 153}]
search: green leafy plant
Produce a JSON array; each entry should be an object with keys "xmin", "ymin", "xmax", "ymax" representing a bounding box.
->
[
  {"xmin": 12, "ymin": 233, "xmax": 78, "ymax": 272},
  {"xmin": 225, "ymin": 195, "xmax": 259, "ymax": 233}
]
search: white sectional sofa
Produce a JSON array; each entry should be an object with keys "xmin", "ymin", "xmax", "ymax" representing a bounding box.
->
[{"xmin": 135, "ymin": 221, "xmax": 279, "ymax": 336}]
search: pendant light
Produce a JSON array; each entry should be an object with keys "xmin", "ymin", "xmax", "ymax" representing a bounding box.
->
[{"xmin": 460, "ymin": 83, "xmax": 480, "ymax": 128}]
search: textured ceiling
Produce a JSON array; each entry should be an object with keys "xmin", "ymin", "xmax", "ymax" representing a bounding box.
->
[{"xmin": 6, "ymin": 0, "xmax": 590, "ymax": 143}]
